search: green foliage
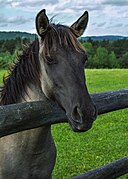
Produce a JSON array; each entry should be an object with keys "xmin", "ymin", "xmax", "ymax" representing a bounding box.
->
[
  {"xmin": 82, "ymin": 41, "xmax": 94, "ymax": 57},
  {"xmin": 0, "ymin": 37, "xmax": 31, "ymax": 54},
  {"xmin": 86, "ymin": 46, "xmax": 111, "ymax": 68},
  {"xmin": 0, "ymin": 52, "xmax": 13, "ymax": 69},
  {"xmin": 0, "ymin": 37, "xmax": 31, "ymax": 69},
  {"xmin": 108, "ymin": 51, "xmax": 118, "ymax": 68},
  {"xmin": 1, "ymin": 39, "xmax": 16, "ymax": 54},
  {"xmin": 81, "ymin": 38, "xmax": 128, "ymax": 69},
  {"xmin": 120, "ymin": 52, "xmax": 128, "ymax": 68},
  {"xmin": 96, "ymin": 47, "xmax": 109, "ymax": 68}
]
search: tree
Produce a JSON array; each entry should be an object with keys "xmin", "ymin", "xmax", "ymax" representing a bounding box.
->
[
  {"xmin": 120, "ymin": 52, "xmax": 128, "ymax": 68},
  {"xmin": 96, "ymin": 47, "xmax": 109, "ymax": 68},
  {"xmin": 108, "ymin": 51, "xmax": 120, "ymax": 68}
]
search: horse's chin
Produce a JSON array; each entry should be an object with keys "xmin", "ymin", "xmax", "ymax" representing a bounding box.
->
[{"xmin": 68, "ymin": 118, "xmax": 93, "ymax": 133}]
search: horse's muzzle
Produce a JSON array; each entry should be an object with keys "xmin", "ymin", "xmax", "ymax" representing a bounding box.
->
[{"xmin": 67, "ymin": 104, "xmax": 97, "ymax": 132}]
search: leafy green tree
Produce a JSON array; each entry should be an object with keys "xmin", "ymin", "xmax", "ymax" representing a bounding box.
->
[
  {"xmin": 91, "ymin": 54, "xmax": 99, "ymax": 68},
  {"xmin": 120, "ymin": 52, "xmax": 128, "ymax": 68},
  {"xmin": 108, "ymin": 51, "xmax": 120, "ymax": 68},
  {"xmin": 82, "ymin": 41, "xmax": 94, "ymax": 57},
  {"xmin": 0, "ymin": 51, "xmax": 13, "ymax": 69},
  {"xmin": 96, "ymin": 47, "xmax": 109, "ymax": 68}
]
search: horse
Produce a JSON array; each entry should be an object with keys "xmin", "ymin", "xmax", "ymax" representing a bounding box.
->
[{"xmin": 0, "ymin": 9, "xmax": 97, "ymax": 179}]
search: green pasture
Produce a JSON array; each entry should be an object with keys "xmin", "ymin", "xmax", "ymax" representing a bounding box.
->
[{"xmin": 0, "ymin": 69, "xmax": 128, "ymax": 179}]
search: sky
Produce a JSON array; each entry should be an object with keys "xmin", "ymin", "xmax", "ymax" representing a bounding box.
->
[{"xmin": 0, "ymin": 0, "xmax": 128, "ymax": 36}]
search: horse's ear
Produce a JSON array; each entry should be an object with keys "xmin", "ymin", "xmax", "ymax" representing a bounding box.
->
[
  {"xmin": 36, "ymin": 9, "xmax": 49, "ymax": 37},
  {"xmin": 70, "ymin": 11, "xmax": 89, "ymax": 37}
]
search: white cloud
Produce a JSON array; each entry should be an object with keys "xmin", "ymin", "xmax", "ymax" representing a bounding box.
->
[
  {"xmin": 0, "ymin": 13, "xmax": 32, "ymax": 26},
  {"xmin": 0, "ymin": 0, "xmax": 128, "ymax": 36},
  {"xmin": 11, "ymin": 0, "xmax": 58, "ymax": 8},
  {"xmin": 102, "ymin": 0, "xmax": 128, "ymax": 6},
  {"xmin": 97, "ymin": 22, "xmax": 106, "ymax": 27},
  {"xmin": 0, "ymin": 0, "xmax": 11, "ymax": 7}
]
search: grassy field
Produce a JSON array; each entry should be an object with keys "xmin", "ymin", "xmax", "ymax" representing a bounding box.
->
[{"xmin": 0, "ymin": 69, "xmax": 128, "ymax": 178}]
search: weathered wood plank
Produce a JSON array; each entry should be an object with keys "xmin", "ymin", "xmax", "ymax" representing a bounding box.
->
[
  {"xmin": 71, "ymin": 156, "xmax": 128, "ymax": 179},
  {"xmin": 91, "ymin": 89, "xmax": 128, "ymax": 114},
  {"xmin": 0, "ymin": 89, "xmax": 128, "ymax": 137}
]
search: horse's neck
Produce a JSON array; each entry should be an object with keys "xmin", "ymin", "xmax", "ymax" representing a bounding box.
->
[
  {"xmin": 19, "ymin": 83, "xmax": 52, "ymax": 153},
  {"xmin": 0, "ymin": 54, "xmax": 56, "ymax": 178},
  {"xmin": 0, "ymin": 126, "xmax": 56, "ymax": 178},
  {"xmin": 22, "ymin": 83, "xmax": 47, "ymax": 102},
  {"xmin": 2, "ymin": 125, "xmax": 52, "ymax": 154},
  {"xmin": 1, "ymin": 83, "xmax": 52, "ymax": 155}
]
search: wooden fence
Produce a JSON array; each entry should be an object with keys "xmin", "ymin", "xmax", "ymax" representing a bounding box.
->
[{"xmin": 0, "ymin": 89, "xmax": 128, "ymax": 178}]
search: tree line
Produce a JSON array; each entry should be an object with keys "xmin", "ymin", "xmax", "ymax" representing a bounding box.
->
[
  {"xmin": 0, "ymin": 37, "xmax": 128, "ymax": 69},
  {"xmin": 80, "ymin": 38, "xmax": 128, "ymax": 68},
  {"xmin": 0, "ymin": 37, "xmax": 30, "ymax": 69}
]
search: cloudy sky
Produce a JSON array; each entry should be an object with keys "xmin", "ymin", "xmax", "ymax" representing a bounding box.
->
[{"xmin": 0, "ymin": 0, "xmax": 128, "ymax": 36}]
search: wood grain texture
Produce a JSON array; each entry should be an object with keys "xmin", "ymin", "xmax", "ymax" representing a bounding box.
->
[{"xmin": 0, "ymin": 89, "xmax": 128, "ymax": 137}]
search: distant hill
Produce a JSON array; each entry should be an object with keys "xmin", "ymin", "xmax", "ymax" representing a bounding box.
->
[
  {"xmin": 80, "ymin": 35, "xmax": 128, "ymax": 41},
  {"xmin": 0, "ymin": 31, "xmax": 128, "ymax": 41},
  {"xmin": 0, "ymin": 31, "xmax": 36, "ymax": 40}
]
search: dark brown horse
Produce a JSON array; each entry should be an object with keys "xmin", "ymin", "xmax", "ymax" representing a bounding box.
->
[{"xmin": 0, "ymin": 9, "xmax": 97, "ymax": 179}]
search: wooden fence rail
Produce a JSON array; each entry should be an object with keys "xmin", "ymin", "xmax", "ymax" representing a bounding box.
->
[
  {"xmin": 0, "ymin": 89, "xmax": 128, "ymax": 138},
  {"xmin": 72, "ymin": 156, "xmax": 128, "ymax": 179}
]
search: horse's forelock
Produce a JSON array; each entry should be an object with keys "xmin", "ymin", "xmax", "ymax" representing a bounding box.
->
[{"xmin": 41, "ymin": 24, "xmax": 84, "ymax": 58}]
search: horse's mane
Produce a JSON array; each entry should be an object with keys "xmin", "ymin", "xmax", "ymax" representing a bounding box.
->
[
  {"xmin": 0, "ymin": 24, "xmax": 83, "ymax": 105},
  {"xmin": 0, "ymin": 39, "xmax": 41, "ymax": 105}
]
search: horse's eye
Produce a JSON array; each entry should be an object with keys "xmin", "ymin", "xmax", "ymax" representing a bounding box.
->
[{"xmin": 46, "ymin": 56, "xmax": 54, "ymax": 65}]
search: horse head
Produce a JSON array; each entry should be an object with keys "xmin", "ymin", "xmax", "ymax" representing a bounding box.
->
[{"xmin": 36, "ymin": 9, "xmax": 97, "ymax": 132}]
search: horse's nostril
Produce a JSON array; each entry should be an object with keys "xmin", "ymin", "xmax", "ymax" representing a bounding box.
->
[
  {"xmin": 71, "ymin": 104, "xmax": 97, "ymax": 124},
  {"xmin": 72, "ymin": 106, "xmax": 81, "ymax": 123}
]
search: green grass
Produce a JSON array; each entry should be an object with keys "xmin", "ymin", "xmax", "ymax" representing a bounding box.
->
[
  {"xmin": 85, "ymin": 69, "xmax": 128, "ymax": 93},
  {"xmin": 0, "ymin": 69, "xmax": 7, "ymax": 85},
  {"xmin": 0, "ymin": 69, "xmax": 128, "ymax": 179}
]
